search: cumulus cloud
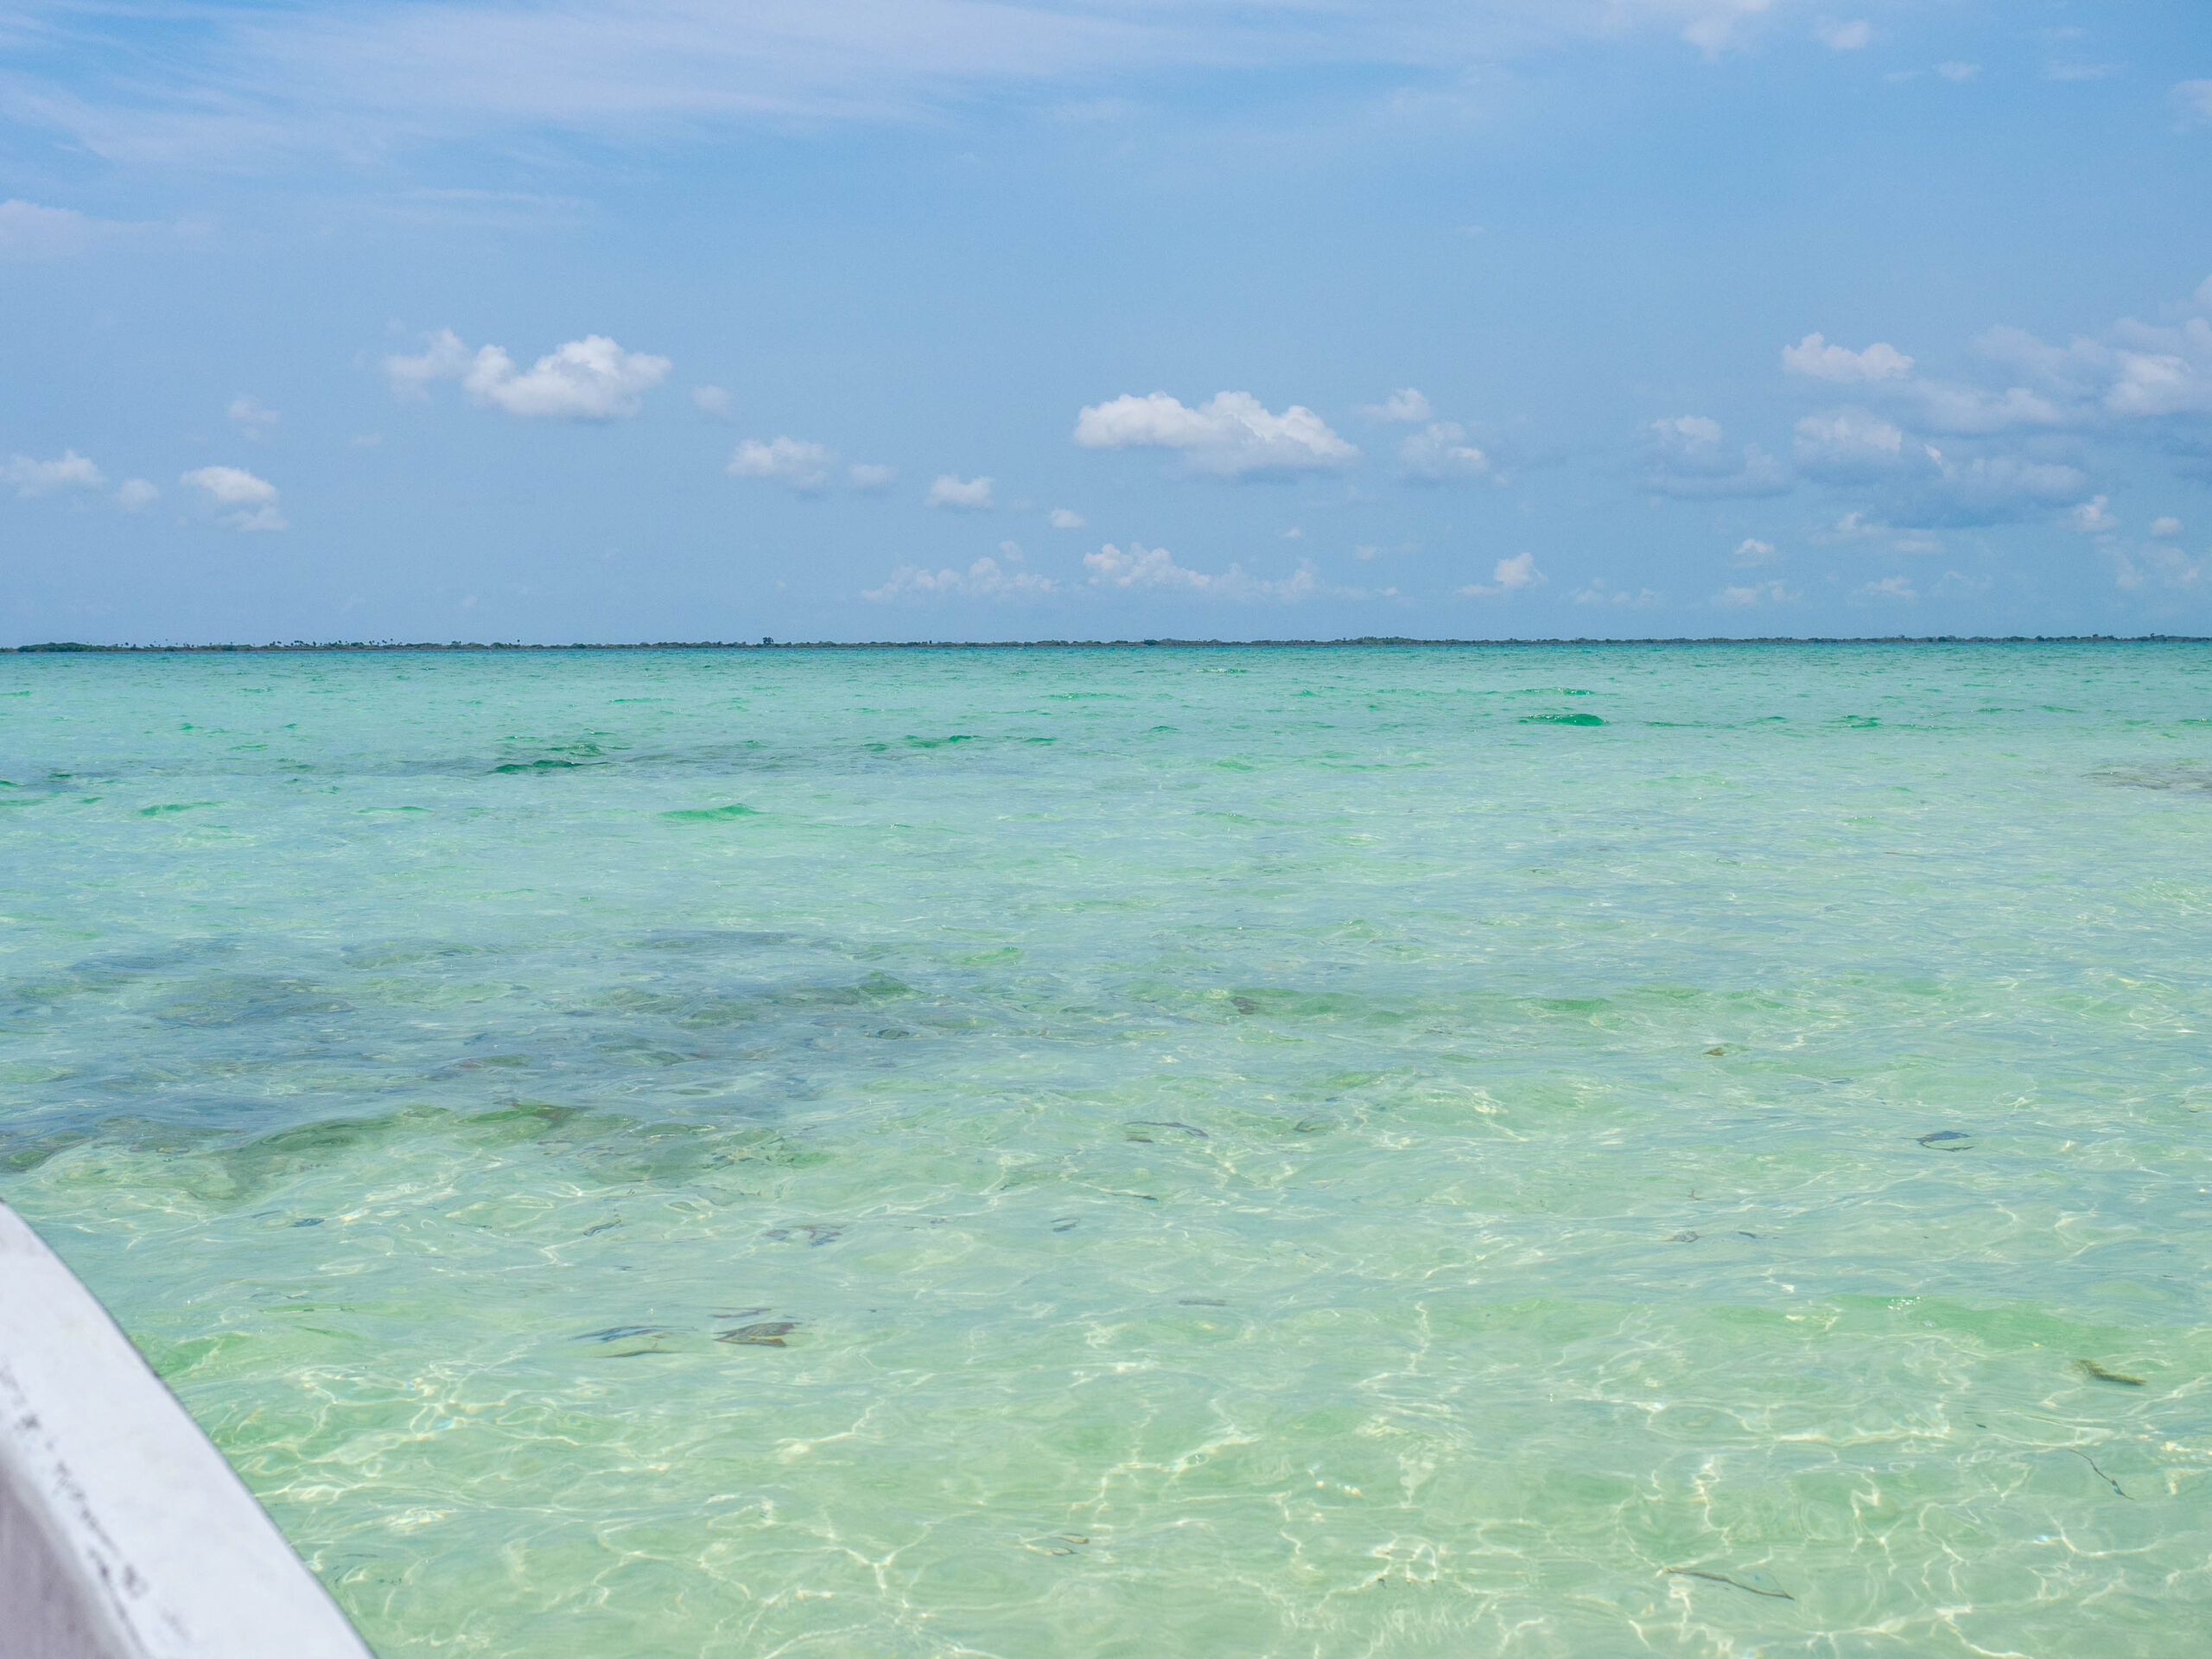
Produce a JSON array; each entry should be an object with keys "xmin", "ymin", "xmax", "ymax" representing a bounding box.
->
[
  {"xmin": 115, "ymin": 479, "xmax": 159, "ymax": 511},
  {"xmin": 383, "ymin": 328, "xmax": 670, "ymax": 417},
  {"xmin": 1358, "ymin": 388, "xmax": 1432, "ymax": 422},
  {"xmin": 729, "ymin": 435, "xmax": 835, "ymax": 491},
  {"xmin": 1459, "ymin": 551, "xmax": 1543, "ymax": 597},
  {"xmin": 1641, "ymin": 416, "xmax": 1789, "ymax": 497},
  {"xmin": 2110, "ymin": 543, "xmax": 2204, "ymax": 591},
  {"xmin": 2151, "ymin": 516, "xmax": 2183, "ymax": 537},
  {"xmin": 1859, "ymin": 575, "xmax": 1916, "ymax": 600},
  {"xmin": 1715, "ymin": 580, "xmax": 1792, "ymax": 607},
  {"xmin": 1785, "ymin": 330, "xmax": 2062, "ymax": 435},
  {"xmin": 1792, "ymin": 407, "xmax": 1907, "ymax": 480},
  {"xmin": 728, "ymin": 437, "xmax": 892, "ymax": 494},
  {"xmin": 1048, "ymin": 507, "xmax": 1085, "ymax": 528},
  {"xmin": 1783, "ymin": 333, "xmax": 1914, "ymax": 384},
  {"xmin": 692, "ymin": 385, "xmax": 731, "ymax": 417},
  {"xmin": 1797, "ymin": 409, "xmax": 2088, "ymax": 524},
  {"xmin": 2, "ymin": 450, "xmax": 105, "ymax": 498},
  {"xmin": 863, "ymin": 556, "xmax": 1054, "ymax": 601},
  {"xmin": 465, "ymin": 334, "xmax": 670, "ymax": 417},
  {"xmin": 1938, "ymin": 61, "xmax": 1981, "ymax": 82},
  {"xmin": 1964, "ymin": 284, "xmax": 2212, "ymax": 421},
  {"xmin": 1815, "ymin": 18, "xmax": 1871, "ymax": 50},
  {"xmin": 1397, "ymin": 421, "xmax": 1491, "ymax": 482},
  {"xmin": 384, "ymin": 328, "xmax": 473, "ymax": 398},
  {"xmin": 1073, "ymin": 391, "xmax": 1357, "ymax": 477},
  {"xmin": 1733, "ymin": 537, "xmax": 1779, "ymax": 566},
  {"xmin": 925, "ymin": 474, "xmax": 995, "ymax": 510},
  {"xmin": 181, "ymin": 464, "xmax": 286, "ymax": 531},
  {"xmin": 1083, "ymin": 542, "xmax": 1317, "ymax": 600},
  {"xmin": 1572, "ymin": 580, "xmax": 1662, "ymax": 607},
  {"xmin": 229, "ymin": 395, "xmax": 279, "ymax": 439},
  {"xmin": 2069, "ymin": 495, "xmax": 2118, "ymax": 534}
]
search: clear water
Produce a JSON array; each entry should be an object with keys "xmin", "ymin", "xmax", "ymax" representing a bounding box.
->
[{"xmin": 3, "ymin": 643, "xmax": 2209, "ymax": 1658}]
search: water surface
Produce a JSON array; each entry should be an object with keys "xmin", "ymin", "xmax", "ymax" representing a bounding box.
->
[{"xmin": 3, "ymin": 643, "xmax": 2209, "ymax": 1656}]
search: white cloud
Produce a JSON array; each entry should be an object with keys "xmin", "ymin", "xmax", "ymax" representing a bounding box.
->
[
  {"xmin": 2, "ymin": 450, "xmax": 105, "ymax": 498},
  {"xmin": 1733, "ymin": 537, "xmax": 1779, "ymax": 566},
  {"xmin": 728, "ymin": 436, "xmax": 836, "ymax": 491},
  {"xmin": 863, "ymin": 555, "xmax": 1054, "ymax": 601},
  {"xmin": 1859, "ymin": 575, "xmax": 1916, "ymax": 600},
  {"xmin": 997, "ymin": 539, "xmax": 1024, "ymax": 561},
  {"xmin": 384, "ymin": 328, "xmax": 669, "ymax": 417},
  {"xmin": 2069, "ymin": 495, "xmax": 2118, "ymax": 534},
  {"xmin": 1794, "ymin": 405, "xmax": 2087, "ymax": 527},
  {"xmin": 1358, "ymin": 387, "xmax": 1432, "ymax": 422},
  {"xmin": 2177, "ymin": 81, "xmax": 2212, "ymax": 125},
  {"xmin": 1815, "ymin": 19, "xmax": 1871, "ymax": 51},
  {"xmin": 1572, "ymin": 580, "xmax": 1662, "ymax": 607},
  {"xmin": 2110, "ymin": 543, "xmax": 2204, "ymax": 591},
  {"xmin": 1073, "ymin": 390, "xmax": 1357, "ymax": 477},
  {"xmin": 728, "ymin": 439, "xmax": 891, "ymax": 493},
  {"xmin": 1048, "ymin": 507, "xmax": 1085, "ymax": 529},
  {"xmin": 384, "ymin": 328, "xmax": 473, "ymax": 399},
  {"xmin": 1397, "ymin": 421, "xmax": 1491, "ymax": 482},
  {"xmin": 1642, "ymin": 416, "xmax": 1789, "ymax": 497},
  {"xmin": 1937, "ymin": 61, "xmax": 1980, "ymax": 82},
  {"xmin": 0, "ymin": 200, "xmax": 110, "ymax": 261},
  {"xmin": 463, "ymin": 334, "xmax": 670, "ymax": 418},
  {"xmin": 181, "ymin": 464, "xmax": 286, "ymax": 530},
  {"xmin": 229, "ymin": 395, "xmax": 279, "ymax": 439},
  {"xmin": 115, "ymin": 478, "xmax": 159, "ymax": 511},
  {"xmin": 1715, "ymin": 580, "xmax": 1792, "ymax": 607},
  {"xmin": 925, "ymin": 474, "xmax": 995, "ymax": 510},
  {"xmin": 692, "ymin": 385, "xmax": 731, "ymax": 417},
  {"xmin": 1905, "ymin": 382, "xmax": 2062, "ymax": 434},
  {"xmin": 1783, "ymin": 332, "xmax": 1914, "ymax": 384},
  {"xmin": 2151, "ymin": 516, "xmax": 2183, "ymax": 537},
  {"xmin": 181, "ymin": 464, "xmax": 276, "ymax": 505},
  {"xmin": 1459, "ymin": 551, "xmax": 1542, "ymax": 597},
  {"xmin": 2103, "ymin": 323, "xmax": 2212, "ymax": 417},
  {"xmin": 1083, "ymin": 542, "xmax": 1317, "ymax": 600},
  {"xmin": 2044, "ymin": 62, "xmax": 2120, "ymax": 83},
  {"xmin": 1931, "ymin": 569, "xmax": 1992, "ymax": 598},
  {"xmin": 1792, "ymin": 407, "xmax": 1906, "ymax": 479}
]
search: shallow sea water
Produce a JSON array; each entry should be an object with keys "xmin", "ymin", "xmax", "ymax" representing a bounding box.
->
[{"xmin": 3, "ymin": 642, "xmax": 2210, "ymax": 1657}]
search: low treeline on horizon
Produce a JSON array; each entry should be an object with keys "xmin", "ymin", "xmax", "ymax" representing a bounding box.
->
[{"xmin": 3, "ymin": 636, "xmax": 2207, "ymax": 654}]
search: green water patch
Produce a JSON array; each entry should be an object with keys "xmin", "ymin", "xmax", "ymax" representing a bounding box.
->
[
  {"xmin": 1520, "ymin": 711, "xmax": 1605, "ymax": 726},
  {"xmin": 659, "ymin": 802, "xmax": 760, "ymax": 821},
  {"xmin": 10, "ymin": 1099, "xmax": 827, "ymax": 1208}
]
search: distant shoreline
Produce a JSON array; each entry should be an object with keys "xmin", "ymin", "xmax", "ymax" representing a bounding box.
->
[{"xmin": 5, "ymin": 634, "xmax": 2209, "ymax": 653}]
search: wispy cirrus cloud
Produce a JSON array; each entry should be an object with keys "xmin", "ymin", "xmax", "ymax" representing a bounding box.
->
[{"xmin": 0, "ymin": 0, "xmax": 1829, "ymax": 166}]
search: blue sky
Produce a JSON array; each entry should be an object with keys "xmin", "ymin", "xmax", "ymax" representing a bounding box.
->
[{"xmin": 2, "ymin": 0, "xmax": 2208, "ymax": 643}]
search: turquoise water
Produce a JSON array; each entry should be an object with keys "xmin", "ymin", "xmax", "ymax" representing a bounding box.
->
[{"xmin": 3, "ymin": 643, "xmax": 2209, "ymax": 1657}]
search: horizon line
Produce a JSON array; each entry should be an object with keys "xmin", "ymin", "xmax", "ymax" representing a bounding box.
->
[{"xmin": 7, "ymin": 634, "xmax": 2212, "ymax": 654}]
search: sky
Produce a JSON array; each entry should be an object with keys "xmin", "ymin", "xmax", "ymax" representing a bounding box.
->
[{"xmin": 1, "ymin": 0, "xmax": 2209, "ymax": 644}]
